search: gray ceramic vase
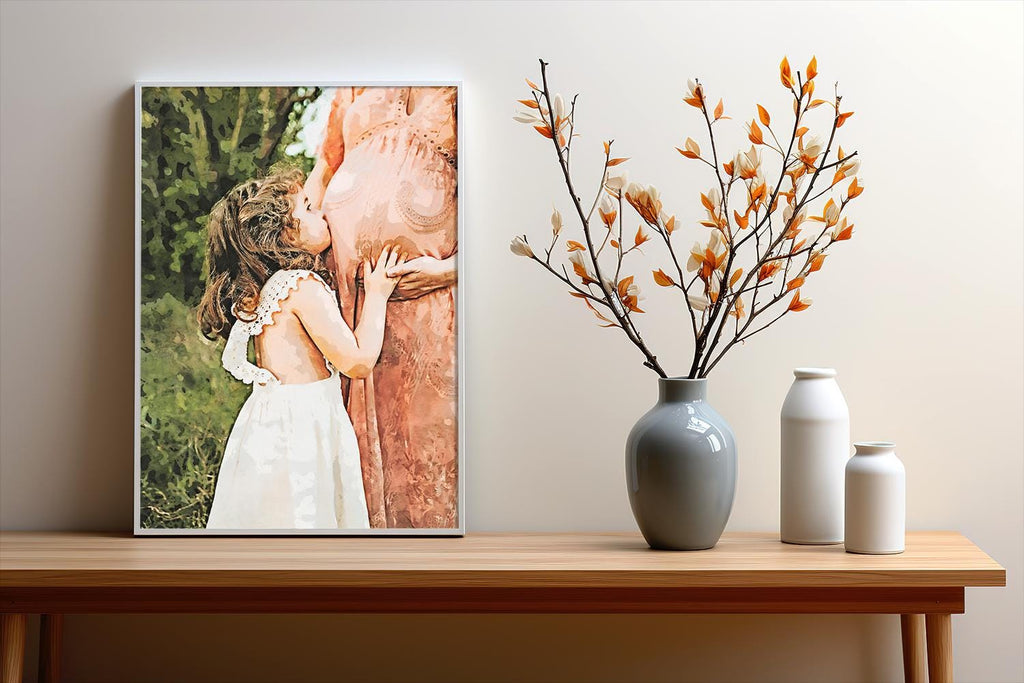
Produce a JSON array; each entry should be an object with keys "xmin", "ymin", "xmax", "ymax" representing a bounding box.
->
[{"xmin": 625, "ymin": 377, "xmax": 737, "ymax": 550}]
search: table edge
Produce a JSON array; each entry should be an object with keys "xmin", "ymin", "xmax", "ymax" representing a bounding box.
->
[{"xmin": 0, "ymin": 568, "xmax": 1007, "ymax": 589}]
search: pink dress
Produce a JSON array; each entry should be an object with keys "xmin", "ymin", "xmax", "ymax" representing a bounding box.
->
[{"xmin": 321, "ymin": 87, "xmax": 458, "ymax": 529}]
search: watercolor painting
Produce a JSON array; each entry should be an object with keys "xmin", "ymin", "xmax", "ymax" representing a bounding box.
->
[{"xmin": 135, "ymin": 85, "xmax": 461, "ymax": 534}]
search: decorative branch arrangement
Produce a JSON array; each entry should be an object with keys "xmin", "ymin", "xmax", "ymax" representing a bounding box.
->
[{"xmin": 511, "ymin": 57, "xmax": 862, "ymax": 378}]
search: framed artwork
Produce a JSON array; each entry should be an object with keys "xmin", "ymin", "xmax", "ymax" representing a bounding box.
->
[{"xmin": 134, "ymin": 83, "xmax": 464, "ymax": 535}]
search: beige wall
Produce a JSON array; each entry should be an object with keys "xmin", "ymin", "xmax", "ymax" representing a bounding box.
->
[{"xmin": 2, "ymin": 1, "xmax": 1021, "ymax": 681}]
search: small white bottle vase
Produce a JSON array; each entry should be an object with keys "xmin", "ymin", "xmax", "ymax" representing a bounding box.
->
[
  {"xmin": 845, "ymin": 442, "xmax": 906, "ymax": 554},
  {"xmin": 780, "ymin": 368, "xmax": 850, "ymax": 544}
]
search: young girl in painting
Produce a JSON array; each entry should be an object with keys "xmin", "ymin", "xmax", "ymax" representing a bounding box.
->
[{"xmin": 198, "ymin": 167, "xmax": 405, "ymax": 530}]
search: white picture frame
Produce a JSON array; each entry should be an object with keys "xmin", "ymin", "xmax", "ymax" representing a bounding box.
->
[{"xmin": 134, "ymin": 82, "xmax": 465, "ymax": 536}]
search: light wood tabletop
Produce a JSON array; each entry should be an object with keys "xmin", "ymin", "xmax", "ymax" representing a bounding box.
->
[
  {"xmin": 0, "ymin": 531, "xmax": 1007, "ymax": 683},
  {"xmin": 0, "ymin": 530, "xmax": 1004, "ymax": 587}
]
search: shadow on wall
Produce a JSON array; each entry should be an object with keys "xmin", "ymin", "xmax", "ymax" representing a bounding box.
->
[{"xmin": 73, "ymin": 87, "xmax": 136, "ymax": 530}]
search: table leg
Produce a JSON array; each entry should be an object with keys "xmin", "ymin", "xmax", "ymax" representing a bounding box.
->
[
  {"xmin": 38, "ymin": 615, "xmax": 63, "ymax": 683},
  {"xmin": 900, "ymin": 614, "xmax": 926, "ymax": 683},
  {"xmin": 926, "ymin": 613, "xmax": 953, "ymax": 683},
  {"xmin": 1, "ymin": 613, "xmax": 27, "ymax": 683}
]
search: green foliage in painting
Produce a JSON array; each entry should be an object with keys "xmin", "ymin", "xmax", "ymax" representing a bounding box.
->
[
  {"xmin": 140, "ymin": 86, "xmax": 318, "ymax": 304},
  {"xmin": 139, "ymin": 294, "xmax": 250, "ymax": 529},
  {"xmin": 138, "ymin": 86, "xmax": 319, "ymax": 528}
]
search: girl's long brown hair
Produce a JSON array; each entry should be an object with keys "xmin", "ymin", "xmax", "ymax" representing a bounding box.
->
[{"xmin": 198, "ymin": 167, "xmax": 332, "ymax": 340}]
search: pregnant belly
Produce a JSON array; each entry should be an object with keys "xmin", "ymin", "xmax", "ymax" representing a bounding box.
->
[{"xmin": 323, "ymin": 148, "xmax": 456, "ymax": 264}]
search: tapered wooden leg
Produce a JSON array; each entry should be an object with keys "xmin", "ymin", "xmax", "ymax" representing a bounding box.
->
[
  {"xmin": 38, "ymin": 615, "xmax": 63, "ymax": 683},
  {"xmin": 1, "ymin": 613, "xmax": 27, "ymax": 683},
  {"xmin": 926, "ymin": 613, "xmax": 953, "ymax": 683},
  {"xmin": 900, "ymin": 614, "xmax": 926, "ymax": 683}
]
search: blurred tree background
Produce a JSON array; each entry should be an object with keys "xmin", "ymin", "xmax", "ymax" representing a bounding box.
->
[{"xmin": 139, "ymin": 86, "xmax": 320, "ymax": 528}]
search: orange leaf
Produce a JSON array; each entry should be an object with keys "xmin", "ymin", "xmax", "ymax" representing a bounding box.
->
[
  {"xmin": 518, "ymin": 99, "xmax": 540, "ymax": 109},
  {"xmin": 748, "ymin": 119, "xmax": 764, "ymax": 145},
  {"xmin": 603, "ymin": 141, "xmax": 610, "ymax": 154},
  {"xmin": 734, "ymin": 210, "xmax": 749, "ymax": 229},
  {"xmin": 791, "ymin": 238, "xmax": 807, "ymax": 253},
  {"xmin": 823, "ymin": 198, "xmax": 838, "ymax": 225},
  {"xmin": 677, "ymin": 148, "xmax": 700, "ymax": 159},
  {"xmin": 758, "ymin": 262, "xmax": 780, "ymax": 281},
  {"xmin": 809, "ymin": 253, "xmax": 827, "ymax": 272},
  {"xmin": 834, "ymin": 225, "xmax": 854, "ymax": 241},
  {"xmin": 653, "ymin": 269, "xmax": 675, "ymax": 287},
  {"xmin": 700, "ymin": 193, "xmax": 716, "ymax": 211},
  {"xmin": 795, "ymin": 126, "xmax": 809, "ymax": 137},
  {"xmin": 572, "ymin": 259, "xmax": 590, "ymax": 281},
  {"xmin": 807, "ymin": 99, "xmax": 828, "ymax": 109},
  {"xmin": 757, "ymin": 104, "xmax": 771, "ymax": 126},
  {"xmin": 714, "ymin": 98, "xmax": 724, "ymax": 120},
  {"xmin": 780, "ymin": 56, "xmax": 795, "ymax": 88},
  {"xmin": 610, "ymin": 239, "xmax": 620, "ymax": 249},
  {"xmin": 558, "ymin": 132, "xmax": 566, "ymax": 147},
  {"xmin": 534, "ymin": 125, "xmax": 553, "ymax": 139},
  {"xmin": 617, "ymin": 275, "xmax": 634, "ymax": 300},
  {"xmin": 582, "ymin": 297, "xmax": 614, "ymax": 324},
  {"xmin": 634, "ymin": 226, "xmax": 648, "ymax": 247},
  {"xmin": 665, "ymin": 215, "xmax": 676, "ymax": 234},
  {"xmin": 729, "ymin": 296, "xmax": 746, "ymax": 319},
  {"xmin": 526, "ymin": 78, "xmax": 540, "ymax": 90},
  {"xmin": 599, "ymin": 208, "xmax": 617, "ymax": 227},
  {"xmin": 723, "ymin": 161, "xmax": 734, "ymax": 176},
  {"xmin": 729, "ymin": 268, "xmax": 744, "ymax": 288},
  {"xmin": 786, "ymin": 277, "xmax": 805, "ymax": 292},
  {"xmin": 608, "ymin": 157, "xmax": 629, "ymax": 166},
  {"xmin": 624, "ymin": 295, "xmax": 644, "ymax": 314},
  {"xmin": 836, "ymin": 111, "xmax": 854, "ymax": 127},
  {"xmin": 566, "ymin": 240, "xmax": 586, "ymax": 252},
  {"xmin": 787, "ymin": 290, "xmax": 811, "ymax": 312},
  {"xmin": 806, "ymin": 56, "xmax": 818, "ymax": 80},
  {"xmin": 847, "ymin": 178, "xmax": 864, "ymax": 199}
]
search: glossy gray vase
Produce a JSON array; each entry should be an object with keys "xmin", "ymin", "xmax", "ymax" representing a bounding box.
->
[{"xmin": 626, "ymin": 378, "xmax": 737, "ymax": 550}]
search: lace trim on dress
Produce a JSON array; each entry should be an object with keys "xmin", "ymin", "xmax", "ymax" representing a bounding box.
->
[
  {"xmin": 395, "ymin": 180, "xmax": 455, "ymax": 233},
  {"xmin": 247, "ymin": 269, "xmax": 334, "ymax": 338},
  {"xmin": 221, "ymin": 270, "xmax": 336, "ymax": 386}
]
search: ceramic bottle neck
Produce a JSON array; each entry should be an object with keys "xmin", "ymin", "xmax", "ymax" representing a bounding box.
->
[
  {"xmin": 853, "ymin": 441, "xmax": 896, "ymax": 456},
  {"xmin": 793, "ymin": 367, "xmax": 837, "ymax": 381},
  {"xmin": 658, "ymin": 378, "xmax": 708, "ymax": 403}
]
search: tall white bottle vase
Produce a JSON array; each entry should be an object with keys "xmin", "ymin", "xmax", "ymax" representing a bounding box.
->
[
  {"xmin": 845, "ymin": 442, "xmax": 906, "ymax": 554},
  {"xmin": 780, "ymin": 368, "xmax": 850, "ymax": 544}
]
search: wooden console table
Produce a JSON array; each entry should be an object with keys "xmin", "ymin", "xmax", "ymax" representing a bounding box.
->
[{"xmin": 0, "ymin": 531, "xmax": 1005, "ymax": 683}]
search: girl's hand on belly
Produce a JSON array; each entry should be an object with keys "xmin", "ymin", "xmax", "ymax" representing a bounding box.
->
[{"xmin": 386, "ymin": 255, "xmax": 456, "ymax": 300}]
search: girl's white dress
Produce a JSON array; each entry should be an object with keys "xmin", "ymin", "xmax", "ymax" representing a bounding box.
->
[{"xmin": 206, "ymin": 269, "xmax": 370, "ymax": 530}]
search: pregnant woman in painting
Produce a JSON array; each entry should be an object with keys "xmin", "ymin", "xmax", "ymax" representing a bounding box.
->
[{"xmin": 306, "ymin": 86, "xmax": 459, "ymax": 529}]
